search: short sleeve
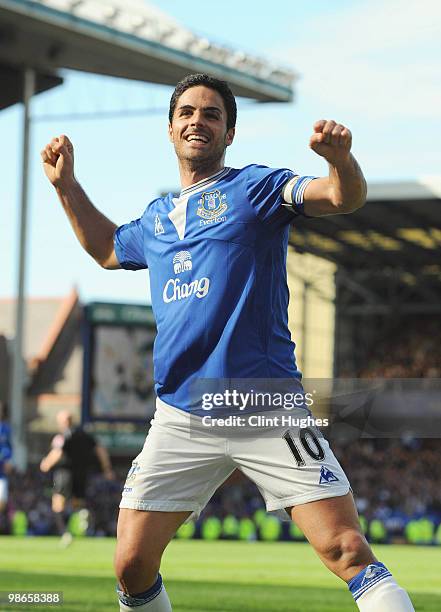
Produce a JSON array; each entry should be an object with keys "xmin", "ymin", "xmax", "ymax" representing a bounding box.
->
[
  {"xmin": 245, "ymin": 165, "xmax": 297, "ymax": 225},
  {"xmin": 114, "ymin": 218, "xmax": 148, "ymax": 270},
  {"xmin": 51, "ymin": 434, "xmax": 65, "ymax": 450},
  {"xmin": 66, "ymin": 429, "xmax": 96, "ymax": 453}
]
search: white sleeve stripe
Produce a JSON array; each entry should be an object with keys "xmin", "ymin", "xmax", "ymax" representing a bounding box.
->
[
  {"xmin": 294, "ymin": 176, "xmax": 315, "ymax": 204},
  {"xmin": 282, "ymin": 175, "xmax": 318, "ymax": 216},
  {"xmin": 282, "ymin": 176, "xmax": 301, "ymax": 204}
]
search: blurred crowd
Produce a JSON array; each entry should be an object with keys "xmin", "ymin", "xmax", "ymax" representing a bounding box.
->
[
  {"xmin": 359, "ymin": 317, "xmax": 441, "ymax": 378},
  {"xmin": 203, "ymin": 437, "xmax": 441, "ymax": 529},
  {"xmin": 4, "ymin": 468, "xmax": 121, "ymax": 536},
  {"xmin": 2, "ymin": 316, "xmax": 440, "ymax": 537},
  {"xmin": 3, "ymin": 436, "xmax": 440, "ymax": 538},
  {"xmin": 333, "ymin": 438, "xmax": 441, "ymax": 527}
]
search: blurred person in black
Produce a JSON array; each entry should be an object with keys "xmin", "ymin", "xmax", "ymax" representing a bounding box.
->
[{"xmin": 40, "ymin": 409, "xmax": 114, "ymax": 544}]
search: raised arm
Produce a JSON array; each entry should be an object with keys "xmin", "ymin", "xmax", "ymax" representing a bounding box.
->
[
  {"xmin": 41, "ymin": 135, "xmax": 120, "ymax": 269},
  {"xmin": 302, "ymin": 120, "xmax": 367, "ymax": 217}
]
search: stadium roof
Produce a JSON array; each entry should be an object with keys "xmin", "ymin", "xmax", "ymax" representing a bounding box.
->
[
  {"xmin": 0, "ymin": 0, "xmax": 295, "ymax": 109},
  {"xmin": 0, "ymin": 62, "xmax": 62, "ymax": 111},
  {"xmin": 290, "ymin": 179, "xmax": 441, "ymax": 272},
  {"xmin": 0, "ymin": 289, "xmax": 79, "ymax": 364}
]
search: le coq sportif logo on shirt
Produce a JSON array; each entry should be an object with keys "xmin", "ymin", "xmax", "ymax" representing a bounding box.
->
[
  {"xmin": 163, "ymin": 251, "xmax": 210, "ymax": 303},
  {"xmin": 154, "ymin": 214, "xmax": 165, "ymax": 237}
]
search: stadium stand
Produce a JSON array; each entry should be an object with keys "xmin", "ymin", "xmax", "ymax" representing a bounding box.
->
[
  {"xmin": 358, "ymin": 316, "xmax": 441, "ymax": 379},
  {"xmin": 4, "ymin": 435, "xmax": 441, "ymax": 543},
  {"xmin": 2, "ymin": 310, "xmax": 440, "ymax": 541}
]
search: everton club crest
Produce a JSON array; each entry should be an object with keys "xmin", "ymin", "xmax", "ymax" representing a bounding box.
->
[{"xmin": 197, "ymin": 189, "xmax": 228, "ymax": 220}]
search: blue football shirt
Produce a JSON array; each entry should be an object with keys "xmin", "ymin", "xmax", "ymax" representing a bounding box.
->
[
  {"xmin": 115, "ymin": 164, "xmax": 314, "ymax": 413},
  {"xmin": 0, "ymin": 422, "xmax": 12, "ymax": 478}
]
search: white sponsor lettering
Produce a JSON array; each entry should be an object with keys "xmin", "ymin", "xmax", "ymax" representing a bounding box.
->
[
  {"xmin": 199, "ymin": 215, "xmax": 227, "ymax": 227},
  {"xmin": 163, "ymin": 277, "xmax": 210, "ymax": 303}
]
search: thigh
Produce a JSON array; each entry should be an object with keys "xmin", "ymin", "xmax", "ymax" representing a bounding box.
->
[
  {"xmin": 53, "ymin": 469, "xmax": 72, "ymax": 499},
  {"xmin": 289, "ymin": 491, "xmax": 362, "ymax": 540},
  {"xmin": 116, "ymin": 508, "xmax": 191, "ymax": 560},
  {"xmin": 52, "ymin": 469, "xmax": 71, "ymax": 512},
  {"xmin": 288, "ymin": 492, "xmax": 374, "ymax": 577},
  {"xmin": 71, "ymin": 470, "xmax": 88, "ymax": 502},
  {"xmin": 120, "ymin": 403, "xmax": 235, "ymax": 519},
  {"xmin": 231, "ymin": 422, "xmax": 350, "ymax": 515},
  {"xmin": 115, "ymin": 508, "xmax": 192, "ymax": 594}
]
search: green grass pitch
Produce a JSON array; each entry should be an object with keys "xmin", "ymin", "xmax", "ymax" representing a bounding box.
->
[{"xmin": 0, "ymin": 537, "xmax": 440, "ymax": 611}]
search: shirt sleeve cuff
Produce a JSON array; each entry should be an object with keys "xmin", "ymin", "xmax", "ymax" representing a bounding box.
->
[
  {"xmin": 113, "ymin": 226, "xmax": 127, "ymax": 268},
  {"xmin": 282, "ymin": 175, "xmax": 317, "ymax": 216}
]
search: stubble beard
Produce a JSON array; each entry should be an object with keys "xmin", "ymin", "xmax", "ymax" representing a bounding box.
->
[{"xmin": 175, "ymin": 139, "xmax": 227, "ymax": 176}]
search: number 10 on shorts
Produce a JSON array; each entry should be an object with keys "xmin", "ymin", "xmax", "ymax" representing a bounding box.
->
[{"xmin": 283, "ymin": 427, "xmax": 325, "ymax": 467}]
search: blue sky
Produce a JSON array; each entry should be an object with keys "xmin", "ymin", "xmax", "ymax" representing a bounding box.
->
[{"xmin": 1, "ymin": 0, "xmax": 440, "ymax": 304}]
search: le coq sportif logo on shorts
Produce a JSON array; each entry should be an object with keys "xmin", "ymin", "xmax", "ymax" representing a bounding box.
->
[{"xmin": 163, "ymin": 251, "xmax": 210, "ymax": 303}]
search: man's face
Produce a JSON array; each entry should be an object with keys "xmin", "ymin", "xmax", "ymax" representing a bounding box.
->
[{"xmin": 168, "ymin": 85, "xmax": 235, "ymax": 166}]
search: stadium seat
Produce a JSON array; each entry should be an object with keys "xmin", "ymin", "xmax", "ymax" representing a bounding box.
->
[
  {"xmin": 176, "ymin": 520, "xmax": 196, "ymax": 539},
  {"xmin": 289, "ymin": 521, "xmax": 305, "ymax": 541},
  {"xmin": 369, "ymin": 519, "xmax": 387, "ymax": 543},
  {"xmin": 259, "ymin": 516, "xmax": 282, "ymax": 541},
  {"xmin": 238, "ymin": 518, "xmax": 256, "ymax": 541},
  {"xmin": 11, "ymin": 511, "xmax": 28, "ymax": 536},
  {"xmin": 435, "ymin": 523, "xmax": 441, "ymax": 546},
  {"xmin": 358, "ymin": 515, "xmax": 368, "ymax": 534},
  {"xmin": 253, "ymin": 508, "xmax": 266, "ymax": 528},
  {"xmin": 201, "ymin": 517, "xmax": 222, "ymax": 541},
  {"xmin": 222, "ymin": 514, "xmax": 239, "ymax": 539}
]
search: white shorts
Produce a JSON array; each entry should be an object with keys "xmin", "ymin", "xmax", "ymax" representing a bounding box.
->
[
  {"xmin": 120, "ymin": 399, "xmax": 350, "ymax": 521},
  {"xmin": 0, "ymin": 477, "xmax": 8, "ymax": 504}
]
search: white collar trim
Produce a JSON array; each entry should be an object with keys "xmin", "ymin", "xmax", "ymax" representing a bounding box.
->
[{"xmin": 180, "ymin": 167, "xmax": 231, "ymax": 197}]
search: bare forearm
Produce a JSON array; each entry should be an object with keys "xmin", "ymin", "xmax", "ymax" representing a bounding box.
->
[
  {"xmin": 40, "ymin": 448, "xmax": 62, "ymax": 472},
  {"xmin": 55, "ymin": 179, "xmax": 117, "ymax": 267},
  {"xmin": 95, "ymin": 445, "xmax": 111, "ymax": 470},
  {"xmin": 95, "ymin": 445, "xmax": 114, "ymax": 478},
  {"xmin": 328, "ymin": 153, "xmax": 367, "ymax": 213},
  {"xmin": 304, "ymin": 120, "xmax": 367, "ymax": 216}
]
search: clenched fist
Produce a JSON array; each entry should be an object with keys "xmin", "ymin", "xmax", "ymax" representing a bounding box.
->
[
  {"xmin": 309, "ymin": 120, "xmax": 352, "ymax": 166},
  {"xmin": 41, "ymin": 134, "xmax": 75, "ymax": 187}
]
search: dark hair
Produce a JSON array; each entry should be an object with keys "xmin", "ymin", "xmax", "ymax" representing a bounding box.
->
[{"xmin": 169, "ymin": 73, "xmax": 237, "ymax": 130}]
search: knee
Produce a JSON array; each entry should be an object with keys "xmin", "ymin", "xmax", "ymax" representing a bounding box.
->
[
  {"xmin": 320, "ymin": 529, "xmax": 373, "ymax": 575},
  {"xmin": 114, "ymin": 550, "xmax": 160, "ymax": 593}
]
